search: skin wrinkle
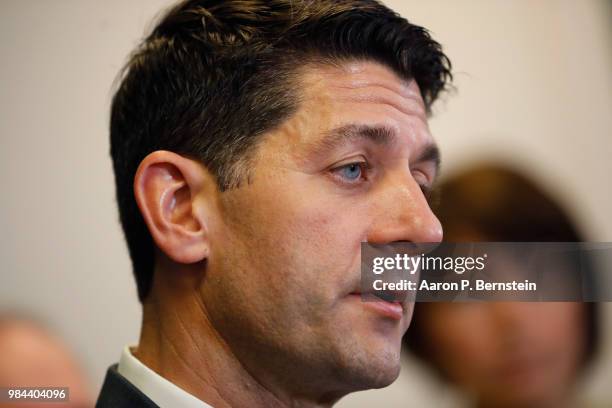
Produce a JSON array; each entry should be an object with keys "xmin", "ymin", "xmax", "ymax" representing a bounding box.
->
[
  {"xmin": 160, "ymin": 326, "xmax": 204, "ymax": 383},
  {"xmin": 300, "ymin": 124, "xmax": 396, "ymax": 166},
  {"xmin": 320, "ymin": 70, "xmax": 431, "ymax": 153},
  {"xmin": 192, "ymin": 291, "xmax": 289, "ymax": 407},
  {"xmin": 336, "ymin": 81, "xmax": 418, "ymax": 99},
  {"xmin": 158, "ymin": 329, "xmax": 234, "ymax": 408},
  {"xmin": 150, "ymin": 292, "xmax": 286, "ymax": 407},
  {"xmin": 330, "ymin": 60, "xmax": 416, "ymax": 96},
  {"xmin": 173, "ymin": 308, "xmax": 203, "ymax": 363},
  {"xmin": 182, "ymin": 306, "xmax": 251, "ymax": 400},
  {"xmin": 305, "ymin": 124, "xmax": 440, "ymax": 182},
  {"xmin": 149, "ymin": 301, "xmax": 198, "ymax": 378},
  {"xmin": 336, "ymin": 88, "xmax": 427, "ymax": 118},
  {"xmin": 276, "ymin": 75, "xmax": 436, "ymax": 180},
  {"xmin": 139, "ymin": 271, "xmax": 223, "ymax": 402}
]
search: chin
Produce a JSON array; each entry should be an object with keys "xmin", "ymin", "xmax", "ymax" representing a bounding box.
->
[
  {"xmin": 364, "ymin": 362, "xmax": 401, "ymax": 389},
  {"xmin": 345, "ymin": 362, "xmax": 401, "ymax": 391},
  {"xmin": 334, "ymin": 343, "xmax": 403, "ymax": 391},
  {"xmin": 323, "ymin": 300, "xmax": 408, "ymax": 391}
]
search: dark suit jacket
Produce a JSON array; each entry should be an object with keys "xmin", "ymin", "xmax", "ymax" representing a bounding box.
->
[{"xmin": 96, "ymin": 364, "xmax": 159, "ymax": 408}]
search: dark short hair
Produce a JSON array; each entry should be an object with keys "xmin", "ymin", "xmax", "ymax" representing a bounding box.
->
[{"xmin": 110, "ymin": 0, "xmax": 452, "ymax": 302}]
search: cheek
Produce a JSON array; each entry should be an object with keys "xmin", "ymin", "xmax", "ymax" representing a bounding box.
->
[
  {"xmin": 218, "ymin": 180, "xmax": 368, "ymax": 298},
  {"xmin": 263, "ymin": 176, "xmax": 368, "ymax": 254},
  {"xmin": 266, "ymin": 199, "xmax": 364, "ymax": 291}
]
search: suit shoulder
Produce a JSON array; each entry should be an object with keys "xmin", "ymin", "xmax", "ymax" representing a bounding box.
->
[{"xmin": 96, "ymin": 364, "xmax": 159, "ymax": 408}]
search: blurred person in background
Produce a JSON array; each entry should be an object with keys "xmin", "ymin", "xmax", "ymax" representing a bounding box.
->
[
  {"xmin": 404, "ymin": 164, "xmax": 600, "ymax": 408},
  {"xmin": 0, "ymin": 315, "xmax": 93, "ymax": 407}
]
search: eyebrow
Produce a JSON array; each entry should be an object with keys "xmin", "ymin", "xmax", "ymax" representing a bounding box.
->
[
  {"xmin": 308, "ymin": 124, "xmax": 394, "ymax": 156},
  {"xmin": 306, "ymin": 124, "xmax": 441, "ymax": 176}
]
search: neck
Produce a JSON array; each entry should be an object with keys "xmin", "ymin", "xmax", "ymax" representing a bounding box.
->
[{"xmin": 134, "ymin": 272, "xmax": 339, "ymax": 408}]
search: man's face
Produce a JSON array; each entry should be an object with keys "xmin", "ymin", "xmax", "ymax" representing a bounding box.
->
[{"xmin": 200, "ymin": 60, "xmax": 442, "ymax": 396}]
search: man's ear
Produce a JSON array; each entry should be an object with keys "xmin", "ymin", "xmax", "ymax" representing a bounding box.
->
[{"xmin": 134, "ymin": 150, "xmax": 212, "ymax": 264}]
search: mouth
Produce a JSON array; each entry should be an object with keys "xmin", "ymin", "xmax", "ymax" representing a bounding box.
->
[{"xmin": 348, "ymin": 291, "xmax": 405, "ymax": 321}]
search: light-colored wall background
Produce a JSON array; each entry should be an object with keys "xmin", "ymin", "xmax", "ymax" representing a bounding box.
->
[{"xmin": 1, "ymin": 1, "xmax": 610, "ymax": 406}]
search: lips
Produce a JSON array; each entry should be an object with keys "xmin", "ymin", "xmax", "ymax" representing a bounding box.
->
[
  {"xmin": 352, "ymin": 286, "xmax": 410, "ymax": 303},
  {"xmin": 349, "ymin": 291, "xmax": 406, "ymax": 320}
]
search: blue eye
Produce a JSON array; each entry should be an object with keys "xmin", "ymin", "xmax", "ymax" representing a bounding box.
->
[{"xmin": 335, "ymin": 162, "xmax": 366, "ymax": 182}]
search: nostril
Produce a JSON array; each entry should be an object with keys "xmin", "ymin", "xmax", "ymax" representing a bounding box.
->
[{"xmin": 392, "ymin": 240, "xmax": 418, "ymax": 248}]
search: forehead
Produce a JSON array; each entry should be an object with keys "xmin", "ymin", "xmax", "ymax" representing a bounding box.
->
[
  {"xmin": 263, "ymin": 60, "xmax": 432, "ymax": 159},
  {"xmin": 307, "ymin": 60, "xmax": 427, "ymax": 115}
]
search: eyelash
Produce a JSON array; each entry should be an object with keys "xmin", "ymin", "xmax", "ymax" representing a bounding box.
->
[
  {"xmin": 330, "ymin": 161, "xmax": 371, "ymax": 185},
  {"xmin": 330, "ymin": 161, "xmax": 436, "ymax": 204},
  {"xmin": 413, "ymin": 170, "xmax": 437, "ymax": 204}
]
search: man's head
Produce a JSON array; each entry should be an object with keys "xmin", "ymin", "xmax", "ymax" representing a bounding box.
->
[{"xmin": 111, "ymin": 0, "xmax": 450, "ymax": 400}]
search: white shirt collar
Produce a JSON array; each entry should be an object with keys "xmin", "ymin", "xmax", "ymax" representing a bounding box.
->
[{"xmin": 117, "ymin": 346, "xmax": 213, "ymax": 408}]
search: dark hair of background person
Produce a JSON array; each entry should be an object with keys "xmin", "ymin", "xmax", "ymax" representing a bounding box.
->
[
  {"xmin": 404, "ymin": 164, "xmax": 599, "ymax": 374},
  {"xmin": 109, "ymin": 0, "xmax": 452, "ymax": 302}
]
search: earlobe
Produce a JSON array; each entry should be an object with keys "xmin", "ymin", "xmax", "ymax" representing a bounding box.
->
[{"xmin": 134, "ymin": 150, "xmax": 211, "ymax": 264}]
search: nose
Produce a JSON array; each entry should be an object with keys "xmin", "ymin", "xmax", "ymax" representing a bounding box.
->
[{"xmin": 366, "ymin": 173, "xmax": 443, "ymax": 245}]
